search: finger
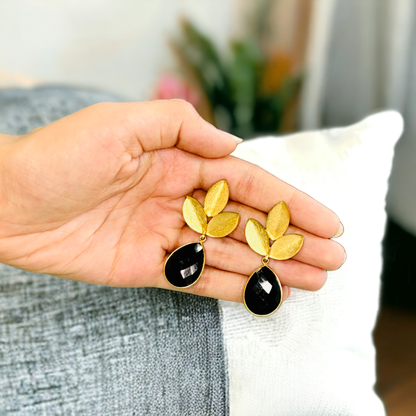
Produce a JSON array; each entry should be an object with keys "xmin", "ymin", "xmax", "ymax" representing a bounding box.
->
[
  {"xmin": 157, "ymin": 265, "xmax": 291, "ymax": 304},
  {"xmin": 177, "ymin": 228, "xmax": 328, "ymax": 291},
  {"xmin": 92, "ymin": 100, "xmax": 242, "ymax": 158},
  {"xmin": 192, "ymin": 190, "xmax": 346, "ymax": 271},
  {"xmin": 0, "ymin": 133, "xmax": 23, "ymax": 145},
  {"xmin": 195, "ymin": 155, "xmax": 342, "ymax": 238}
]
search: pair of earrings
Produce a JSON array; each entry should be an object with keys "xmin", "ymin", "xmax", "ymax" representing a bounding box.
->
[{"xmin": 164, "ymin": 180, "xmax": 304, "ymax": 317}]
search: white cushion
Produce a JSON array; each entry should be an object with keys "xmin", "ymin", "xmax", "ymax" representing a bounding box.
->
[{"xmin": 221, "ymin": 111, "xmax": 403, "ymax": 415}]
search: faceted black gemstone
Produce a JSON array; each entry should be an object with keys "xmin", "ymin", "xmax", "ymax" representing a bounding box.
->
[
  {"xmin": 164, "ymin": 242, "xmax": 205, "ymax": 288},
  {"xmin": 244, "ymin": 266, "xmax": 282, "ymax": 316}
]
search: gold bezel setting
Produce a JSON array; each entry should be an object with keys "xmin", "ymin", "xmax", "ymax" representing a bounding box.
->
[
  {"xmin": 164, "ymin": 241, "xmax": 206, "ymax": 289},
  {"xmin": 243, "ymin": 265, "xmax": 283, "ymax": 317}
]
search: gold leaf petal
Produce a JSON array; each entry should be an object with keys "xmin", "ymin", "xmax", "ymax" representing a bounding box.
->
[
  {"xmin": 269, "ymin": 234, "xmax": 304, "ymax": 260},
  {"xmin": 245, "ymin": 219, "xmax": 270, "ymax": 256},
  {"xmin": 183, "ymin": 196, "xmax": 207, "ymax": 234},
  {"xmin": 266, "ymin": 201, "xmax": 290, "ymax": 241},
  {"xmin": 204, "ymin": 180, "xmax": 229, "ymax": 217},
  {"xmin": 207, "ymin": 212, "xmax": 240, "ymax": 238}
]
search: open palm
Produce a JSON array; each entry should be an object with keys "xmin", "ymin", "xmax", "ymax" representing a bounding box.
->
[{"xmin": 0, "ymin": 100, "xmax": 345, "ymax": 303}]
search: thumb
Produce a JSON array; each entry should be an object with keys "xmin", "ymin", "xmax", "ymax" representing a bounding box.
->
[{"xmin": 115, "ymin": 99, "xmax": 243, "ymax": 158}]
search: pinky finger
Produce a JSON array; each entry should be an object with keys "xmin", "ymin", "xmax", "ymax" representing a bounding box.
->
[{"xmin": 157, "ymin": 265, "xmax": 291, "ymax": 304}]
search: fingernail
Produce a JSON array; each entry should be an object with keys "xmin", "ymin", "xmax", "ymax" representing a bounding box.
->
[
  {"xmin": 222, "ymin": 130, "xmax": 243, "ymax": 143},
  {"xmin": 333, "ymin": 222, "xmax": 344, "ymax": 238},
  {"xmin": 208, "ymin": 122, "xmax": 243, "ymax": 144},
  {"xmin": 342, "ymin": 251, "xmax": 347, "ymax": 265}
]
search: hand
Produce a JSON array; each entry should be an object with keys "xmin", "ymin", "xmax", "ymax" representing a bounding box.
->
[{"xmin": 0, "ymin": 100, "xmax": 345, "ymax": 303}]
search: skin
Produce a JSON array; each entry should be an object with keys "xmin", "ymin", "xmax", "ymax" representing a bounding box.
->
[{"xmin": 0, "ymin": 99, "xmax": 345, "ymax": 304}]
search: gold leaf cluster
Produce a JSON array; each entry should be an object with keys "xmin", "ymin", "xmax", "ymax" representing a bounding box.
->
[
  {"xmin": 183, "ymin": 180, "xmax": 240, "ymax": 238},
  {"xmin": 245, "ymin": 202, "xmax": 304, "ymax": 260}
]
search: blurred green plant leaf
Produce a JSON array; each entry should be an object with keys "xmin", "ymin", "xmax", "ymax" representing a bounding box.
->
[{"xmin": 169, "ymin": 15, "xmax": 302, "ymax": 138}]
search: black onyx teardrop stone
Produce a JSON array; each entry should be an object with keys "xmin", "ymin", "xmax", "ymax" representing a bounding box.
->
[
  {"xmin": 244, "ymin": 266, "xmax": 282, "ymax": 316},
  {"xmin": 164, "ymin": 242, "xmax": 205, "ymax": 288}
]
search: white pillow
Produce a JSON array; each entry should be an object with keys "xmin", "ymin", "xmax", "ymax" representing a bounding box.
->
[{"xmin": 221, "ymin": 111, "xmax": 403, "ymax": 415}]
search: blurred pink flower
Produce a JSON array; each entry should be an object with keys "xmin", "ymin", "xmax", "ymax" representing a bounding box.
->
[{"xmin": 153, "ymin": 74, "xmax": 199, "ymax": 107}]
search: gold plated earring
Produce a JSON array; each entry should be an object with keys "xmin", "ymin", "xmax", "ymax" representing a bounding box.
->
[
  {"xmin": 244, "ymin": 202, "xmax": 304, "ymax": 317},
  {"xmin": 164, "ymin": 180, "xmax": 240, "ymax": 288}
]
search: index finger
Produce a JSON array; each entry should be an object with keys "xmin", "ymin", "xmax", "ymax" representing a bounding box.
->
[{"xmin": 196, "ymin": 155, "xmax": 342, "ymax": 239}]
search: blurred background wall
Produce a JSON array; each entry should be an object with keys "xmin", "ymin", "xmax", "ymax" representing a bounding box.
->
[{"xmin": 0, "ymin": 0, "xmax": 234, "ymax": 98}]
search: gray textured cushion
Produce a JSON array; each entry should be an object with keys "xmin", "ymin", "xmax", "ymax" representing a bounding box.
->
[{"xmin": 0, "ymin": 86, "xmax": 228, "ymax": 416}]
